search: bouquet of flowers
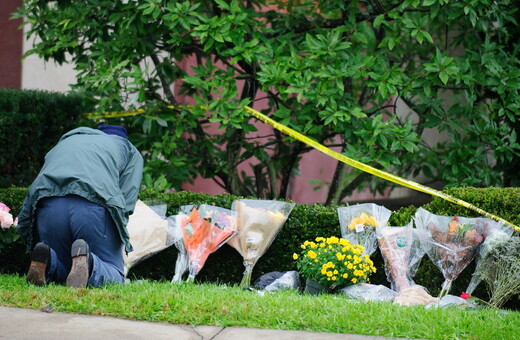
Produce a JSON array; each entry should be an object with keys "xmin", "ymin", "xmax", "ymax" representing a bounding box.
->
[
  {"xmin": 123, "ymin": 200, "xmax": 176, "ymax": 276},
  {"xmin": 414, "ymin": 207, "xmax": 497, "ymax": 297},
  {"xmin": 476, "ymin": 236, "xmax": 520, "ymax": 308},
  {"xmin": 180, "ymin": 204, "xmax": 237, "ymax": 282},
  {"xmin": 465, "ymin": 222, "xmax": 512, "ymax": 295},
  {"xmin": 376, "ymin": 223, "xmax": 425, "ymax": 292},
  {"xmin": 294, "ymin": 236, "xmax": 377, "ymax": 290},
  {"xmin": 227, "ymin": 199, "xmax": 295, "ymax": 287},
  {"xmin": 338, "ymin": 203, "xmax": 391, "ymax": 255},
  {"xmin": 0, "ymin": 202, "xmax": 19, "ymax": 253}
]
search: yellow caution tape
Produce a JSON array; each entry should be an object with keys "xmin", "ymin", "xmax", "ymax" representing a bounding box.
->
[
  {"xmin": 84, "ymin": 104, "xmax": 519, "ymax": 232},
  {"xmin": 244, "ymin": 106, "xmax": 520, "ymax": 233},
  {"xmin": 84, "ymin": 105, "xmax": 204, "ymax": 119}
]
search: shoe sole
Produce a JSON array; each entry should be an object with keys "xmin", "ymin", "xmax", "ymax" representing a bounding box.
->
[
  {"xmin": 26, "ymin": 261, "xmax": 47, "ymax": 286},
  {"xmin": 66, "ymin": 240, "xmax": 91, "ymax": 288},
  {"xmin": 66, "ymin": 255, "xmax": 89, "ymax": 288},
  {"xmin": 26, "ymin": 244, "xmax": 49, "ymax": 286}
]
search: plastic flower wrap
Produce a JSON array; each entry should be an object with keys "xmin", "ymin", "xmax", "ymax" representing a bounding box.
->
[
  {"xmin": 170, "ymin": 213, "xmax": 189, "ymax": 283},
  {"xmin": 294, "ymin": 236, "xmax": 376, "ymax": 290},
  {"xmin": 227, "ymin": 199, "xmax": 295, "ymax": 287},
  {"xmin": 180, "ymin": 204, "xmax": 237, "ymax": 282},
  {"xmin": 465, "ymin": 222, "xmax": 513, "ymax": 295},
  {"xmin": 123, "ymin": 200, "xmax": 175, "ymax": 277},
  {"xmin": 376, "ymin": 223, "xmax": 425, "ymax": 292},
  {"xmin": 338, "ymin": 203, "xmax": 392, "ymax": 255},
  {"xmin": 414, "ymin": 207, "xmax": 501, "ymax": 297}
]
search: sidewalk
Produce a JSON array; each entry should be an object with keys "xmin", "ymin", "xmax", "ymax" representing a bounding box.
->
[{"xmin": 0, "ymin": 306, "xmax": 406, "ymax": 340}]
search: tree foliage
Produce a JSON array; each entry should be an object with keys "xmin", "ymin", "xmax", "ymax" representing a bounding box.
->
[{"xmin": 15, "ymin": 0, "xmax": 520, "ymax": 203}]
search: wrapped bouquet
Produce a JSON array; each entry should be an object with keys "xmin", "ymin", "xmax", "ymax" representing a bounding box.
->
[
  {"xmin": 338, "ymin": 203, "xmax": 392, "ymax": 255},
  {"xmin": 227, "ymin": 199, "xmax": 295, "ymax": 287},
  {"xmin": 376, "ymin": 223, "xmax": 425, "ymax": 292},
  {"xmin": 179, "ymin": 204, "xmax": 237, "ymax": 282},
  {"xmin": 465, "ymin": 221, "xmax": 512, "ymax": 295},
  {"xmin": 414, "ymin": 207, "xmax": 500, "ymax": 297},
  {"xmin": 123, "ymin": 200, "xmax": 175, "ymax": 276}
]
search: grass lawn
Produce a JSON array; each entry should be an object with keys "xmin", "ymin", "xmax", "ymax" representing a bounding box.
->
[{"xmin": 1, "ymin": 274, "xmax": 518, "ymax": 340}]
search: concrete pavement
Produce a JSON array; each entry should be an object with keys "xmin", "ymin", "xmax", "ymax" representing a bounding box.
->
[{"xmin": 0, "ymin": 306, "xmax": 409, "ymax": 340}]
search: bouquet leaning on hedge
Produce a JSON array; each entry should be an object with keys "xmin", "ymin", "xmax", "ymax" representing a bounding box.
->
[
  {"xmin": 294, "ymin": 236, "xmax": 377, "ymax": 291},
  {"xmin": 414, "ymin": 208, "xmax": 496, "ymax": 298},
  {"xmin": 338, "ymin": 203, "xmax": 391, "ymax": 256}
]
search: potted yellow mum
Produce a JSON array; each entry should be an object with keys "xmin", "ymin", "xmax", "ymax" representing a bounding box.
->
[{"xmin": 293, "ymin": 236, "xmax": 377, "ymax": 294}]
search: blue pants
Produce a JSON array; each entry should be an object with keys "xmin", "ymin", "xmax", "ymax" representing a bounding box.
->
[{"xmin": 35, "ymin": 196, "xmax": 124, "ymax": 287}]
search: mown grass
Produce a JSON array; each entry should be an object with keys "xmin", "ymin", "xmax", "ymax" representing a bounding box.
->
[{"xmin": 1, "ymin": 274, "xmax": 518, "ymax": 340}]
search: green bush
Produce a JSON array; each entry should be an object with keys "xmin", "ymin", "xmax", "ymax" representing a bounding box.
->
[
  {"xmin": 0, "ymin": 89, "xmax": 93, "ymax": 188},
  {"xmin": 1, "ymin": 186, "xmax": 518, "ymax": 308}
]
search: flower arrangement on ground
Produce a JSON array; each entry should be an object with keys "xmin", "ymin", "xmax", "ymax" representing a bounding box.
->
[
  {"xmin": 476, "ymin": 236, "xmax": 520, "ymax": 308},
  {"xmin": 228, "ymin": 199, "xmax": 295, "ymax": 287},
  {"xmin": 377, "ymin": 224, "xmax": 425, "ymax": 292},
  {"xmin": 180, "ymin": 205, "xmax": 237, "ymax": 282},
  {"xmin": 293, "ymin": 236, "xmax": 377, "ymax": 291},
  {"xmin": 338, "ymin": 203, "xmax": 391, "ymax": 255},
  {"xmin": 414, "ymin": 208, "xmax": 497, "ymax": 297}
]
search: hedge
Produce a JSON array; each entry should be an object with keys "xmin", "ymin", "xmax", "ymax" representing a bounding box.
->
[
  {"xmin": 0, "ymin": 88, "xmax": 93, "ymax": 188},
  {"xmin": 1, "ymin": 186, "xmax": 518, "ymax": 308}
]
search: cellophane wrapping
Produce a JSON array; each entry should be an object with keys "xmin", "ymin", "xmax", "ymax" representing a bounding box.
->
[
  {"xmin": 376, "ymin": 223, "xmax": 425, "ymax": 292},
  {"xmin": 178, "ymin": 204, "xmax": 237, "ymax": 282},
  {"xmin": 123, "ymin": 200, "xmax": 175, "ymax": 277},
  {"xmin": 338, "ymin": 203, "xmax": 391, "ymax": 256},
  {"xmin": 414, "ymin": 207, "xmax": 502, "ymax": 297},
  {"xmin": 227, "ymin": 199, "xmax": 295, "ymax": 287}
]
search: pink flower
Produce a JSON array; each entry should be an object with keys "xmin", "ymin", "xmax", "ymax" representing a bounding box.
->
[
  {"xmin": 0, "ymin": 210, "xmax": 14, "ymax": 229},
  {"xmin": 460, "ymin": 292, "xmax": 470, "ymax": 300},
  {"xmin": 0, "ymin": 202, "xmax": 10, "ymax": 212},
  {"xmin": 473, "ymin": 234, "xmax": 484, "ymax": 243}
]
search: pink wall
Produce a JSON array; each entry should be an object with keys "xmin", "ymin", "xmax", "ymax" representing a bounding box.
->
[{"xmin": 0, "ymin": 0, "xmax": 23, "ymax": 89}]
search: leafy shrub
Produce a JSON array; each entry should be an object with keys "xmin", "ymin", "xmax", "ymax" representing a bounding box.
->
[{"xmin": 0, "ymin": 89, "xmax": 93, "ymax": 188}]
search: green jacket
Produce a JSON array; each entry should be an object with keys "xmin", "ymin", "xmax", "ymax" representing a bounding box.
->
[{"xmin": 18, "ymin": 127, "xmax": 143, "ymax": 253}]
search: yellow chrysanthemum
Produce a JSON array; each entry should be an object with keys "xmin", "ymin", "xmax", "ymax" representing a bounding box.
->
[
  {"xmin": 327, "ymin": 236, "xmax": 339, "ymax": 244},
  {"xmin": 293, "ymin": 253, "xmax": 298, "ymax": 260},
  {"xmin": 308, "ymin": 250, "xmax": 317, "ymax": 259}
]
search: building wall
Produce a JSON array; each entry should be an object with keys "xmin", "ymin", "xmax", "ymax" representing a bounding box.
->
[{"xmin": 0, "ymin": 0, "xmax": 23, "ymax": 89}]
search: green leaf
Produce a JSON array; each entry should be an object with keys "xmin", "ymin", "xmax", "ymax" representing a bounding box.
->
[
  {"xmin": 439, "ymin": 72, "xmax": 449, "ymax": 84},
  {"xmin": 374, "ymin": 14, "xmax": 385, "ymax": 28}
]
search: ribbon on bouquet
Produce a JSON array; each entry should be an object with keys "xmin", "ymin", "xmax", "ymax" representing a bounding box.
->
[{"xmin": 243, "ymin": 106, "xmax": 520, "ymax": 233}]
